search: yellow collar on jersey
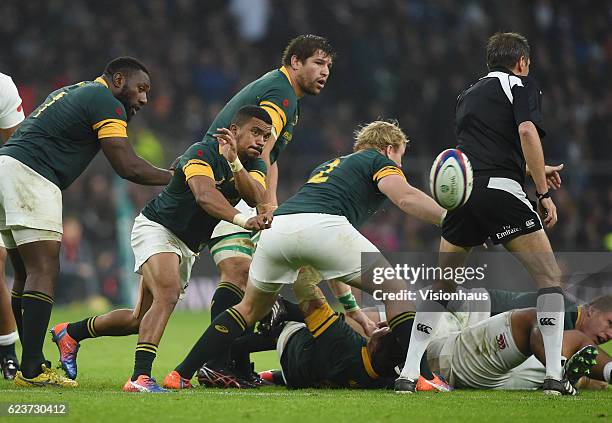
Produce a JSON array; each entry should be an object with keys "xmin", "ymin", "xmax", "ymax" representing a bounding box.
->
[
  {"xmin": 279, "ymin": 66, "xmax": 302, "ymax": 98},
  {"xmin": 575, "ymin": 305, "xmax": 583, "ymax": 329},
  {"xmin": 94, "ymin": 76, "xmax": 109, "ymax": 88}
]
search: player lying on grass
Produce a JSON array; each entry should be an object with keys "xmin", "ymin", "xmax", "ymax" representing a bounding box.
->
[
  {"xmin": 217, "ymin": 282, "xmax": 408, "ymax": 389},
  {"xmin": 249, "ymin": 291, "xmax": 611, "ymax": 392},
  {"xmin": 162, "ymin": 120, "xmax": 449, "ymax": 389},
  {"xmin": 423, "ymin": 301, "xmax": 612, "ymax": 393},
  {"xmin": 51, "ymin": 106, "xmax": 273, "ymax": 393},
  {"xmin": 361, "ymin": 288, "xmax": 612, "ymax": 391}
]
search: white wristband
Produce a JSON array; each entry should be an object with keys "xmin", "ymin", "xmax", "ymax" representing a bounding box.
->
[
  {"xmin": 228, "ymin": 158, "xmax": 244, "ymax": 173},
  {"xmin": 232, "ymin": 213, "xmax": 249, "ymax": 228}
]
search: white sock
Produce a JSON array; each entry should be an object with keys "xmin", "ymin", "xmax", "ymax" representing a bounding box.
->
[
  {"xmin": 603, "ymin": 361, "xmax": 612, "ymax": 384},
  {"xmin": 399, "ymin": 300, "xmax": 446, "ymax": 380},
  {"xmin": 536, "ymin": 289, "xmax": 564, "ymax": 380}
]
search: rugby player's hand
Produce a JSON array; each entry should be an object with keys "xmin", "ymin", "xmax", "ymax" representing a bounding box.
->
[
  {"xmin": 348, "ymin": 309, "xmax": 378, "ymax": 337},
  {"xmin": 245, "ymin": 213, "xmax": 273, "ymax": 230},
  {"xmin": 257, "ymin": 202, "xmax": 278, "ymax": 215},
  {"xmin": 544, "ymin": 164, "xmax": 563, "ymax": 190},
  {"xmin": 538, "ymin": 196, "xmax": 557, "ymax": 228},
  {"xmin": 215, "ymin": 127, "xmax": 238, "ymax": 163}
]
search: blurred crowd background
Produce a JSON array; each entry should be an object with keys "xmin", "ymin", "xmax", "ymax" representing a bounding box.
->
[{"xmin": 2, "ymin": 0, "xmax": 612, "ymax": 304}]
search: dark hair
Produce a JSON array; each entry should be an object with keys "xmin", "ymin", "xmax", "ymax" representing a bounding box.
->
[
  {"xmin": 281, "ymin": 34, "xmax": 336, "ymax": 66},
  {"xmin": 588, "ymin": 295, "xmax": 612, "ymax": 312},
  {"xmin": 103, "ymin": 56, "xmax": 149, "ymax": 78},
  {"xmin": 231, "ymin": 105, "xmax": 272, "ymax": 127},
  {"xmin": 370, "ymin": 332, "xmax": 405, "ymax": 378},
  {"xmin": 486, "ymin": 32, "xmax": 530, "ymax": 70}
]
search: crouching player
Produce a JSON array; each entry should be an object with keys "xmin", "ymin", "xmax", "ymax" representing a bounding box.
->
[
  {"xmin": 167, "ymin": 120, "xmax": 448, "ymax": 388},
  {"xmin": 51, "ymin": 106, "xmax": 273, "ymax": 392}
]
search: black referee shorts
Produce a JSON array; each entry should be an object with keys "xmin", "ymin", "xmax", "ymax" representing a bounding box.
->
[{"xmin": 442, "ymin": 176, "xmax": 543, "ymax": 247}]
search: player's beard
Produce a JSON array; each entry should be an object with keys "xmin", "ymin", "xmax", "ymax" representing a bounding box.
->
[{"xmin": 117, "ymin": 86, "xmax": 135, "ymax": 122}]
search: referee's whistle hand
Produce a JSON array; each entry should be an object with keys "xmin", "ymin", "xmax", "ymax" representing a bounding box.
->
[
  {"xmin": 545, "ymin": 164, "xmax": 564, "ymax": 190},
  {"xmin": 538, "ymin": 197, "xmax": 557, "ymax": 228}
]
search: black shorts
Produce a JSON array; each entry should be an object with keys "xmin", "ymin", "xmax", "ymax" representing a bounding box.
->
[{"xmin": 442, "ymin": 176, "xmax": 542, "ymax": 247}]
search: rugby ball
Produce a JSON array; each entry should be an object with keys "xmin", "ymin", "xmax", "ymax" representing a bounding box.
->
[{"xmin": 429, "ymin": 149, "xmax": 473, "ymax": 210}]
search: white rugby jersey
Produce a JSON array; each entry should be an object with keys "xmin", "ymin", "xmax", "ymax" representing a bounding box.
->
[{"xmin": 0, "ymin": 72, "xmax": 25, "ymax": 129}]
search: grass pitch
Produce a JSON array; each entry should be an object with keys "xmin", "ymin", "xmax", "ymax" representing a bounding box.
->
[{"xmin": 1, "ymin": 308, "xmax": 610, "ymax": 423}]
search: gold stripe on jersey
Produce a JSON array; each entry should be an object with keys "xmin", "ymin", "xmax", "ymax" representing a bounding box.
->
[
  {"xmin": 93, "ymin": 118, "xmax": 128, "ymax": 139},
  {"xmin": 249, "ymin": 170, "xmax": 267, "ymax": 189},
  {"xmin": 361, "ymin": 347, "xmax": 380, "ymax": 379},
  {"xmin": 183, "ymin": 159, "xmax": 215, "ymax": 181},
  {"xmin": 260, "ymin": 103, "xmax": 285, "ymax": 137},
  {"xmin": 305, "ymin": 303, "xmax": 339, "ymax": 338},
  {"xmin": 260, "ymin": 101, "xmax": 287, "ymax": 127},
  {"xmin": 372, "ymin": 166, "xmax": 405, "ymax": 182}
]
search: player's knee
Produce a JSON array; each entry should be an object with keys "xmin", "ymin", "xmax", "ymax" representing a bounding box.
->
[
  {"xmin": 0, "ymin": 247, "xmax": 7, "ymax": 263},
  {"xmin": 27, "ymin": 258, "xmax": 60, "ymax": 281},
  {"xmin": 154, "ymin": 286, "xmax": 181, "ymax": 309},
  {"xmin": 218, "ymin": 258, "xmax": 250, "ymax": 289},
  {"xmin": 126, "ymin": 315, "xmax": 142, "ymax": 333}
]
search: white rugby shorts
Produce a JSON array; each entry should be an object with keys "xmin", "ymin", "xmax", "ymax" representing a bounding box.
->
[
  {"xmin": 131, "ymin": 213, "xmax": 197, "ymax": 298},
  {"xmin": 249, "ymin": 213, "xmax": 379, "ymax": 286},
  {"xmin": 0, "ymin": 156, "xmax": 63, "ymax": 247}
]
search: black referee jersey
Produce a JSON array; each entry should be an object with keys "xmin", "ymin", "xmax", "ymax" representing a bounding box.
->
[{"xmin": 455, "ymin": 66, "xmax": 546, "ymax": 186}]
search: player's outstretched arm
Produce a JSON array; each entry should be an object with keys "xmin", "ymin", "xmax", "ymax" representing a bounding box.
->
[
  {"xmin": 378, "ymin": 174, "xmax": 446, "ymax": 226},
  {"xmin": 101, "ymin": 137, "xmax": 172, "ymax": 185},
  {"xmin": 187, "ymin": 175, "xmax": 271, "ymax": 231}
]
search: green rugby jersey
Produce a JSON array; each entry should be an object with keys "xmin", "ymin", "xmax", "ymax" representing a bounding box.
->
[
  {"xmin": 141, "ymin": 140, "xmax": 267, "ymax": 252},
  {"xmin": 275, "ymin": 148, "xmax": 405, "ymax": 228},
  {"xmin": 0, "ymin": 77, "xmax": 127, "ymax": 189},
  {"xmin": 488, "ymin": 289, "xmax": 579, "ymax": 330},
  {"xmin": 204, "ymin": 67, "xmax": 299, "ymax": 164},
  {"xmin": 281, "ymin": 315, "xmax": 393, "ymax": 389}
]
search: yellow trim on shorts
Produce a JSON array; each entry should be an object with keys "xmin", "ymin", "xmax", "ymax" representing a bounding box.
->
[
  {"xmin": 183, "ymin": 159, "xmax": 215, "ymax": 181},
  {"xmin": 305, "ymin": 303, "xmax": 338, "ymax": 338},
  {"xmin": 373, "ymin": 166, "xmax": 405, "ymax": 182},
  {"xmin": 361, "ymin": 346, "xmax": 379, "ymax": 379},
  {"xmin": 249, "ymin": 170, "xmax": 267, "ymax": 189}
]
